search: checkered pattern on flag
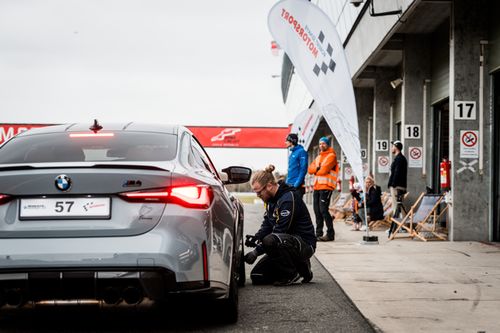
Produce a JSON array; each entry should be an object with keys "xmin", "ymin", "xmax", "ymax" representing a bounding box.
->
[
  {"xmin": 268, "ymin": 0, "xmax": 364, "ymax": 187},
  {"xmin": 312, "ymin": 31, "xmax": 336, "ymax": 76}
]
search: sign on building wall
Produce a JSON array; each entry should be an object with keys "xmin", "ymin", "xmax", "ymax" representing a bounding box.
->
[
  {"xmin": 360, "ymin": 149, "xmax": 367, "ymax": 159},
  {"xmin": 408, "ymin": 146, "xmax": 423, "ymax": 168},
  {"xmin": 343, "ymin": 165, "xmax": 353, "ymax": 180},
  {"xmin": 459, "ymin": 130, "xmax": 479, "ymax": 158},
  {"xmin": 404, "ymin": 125, "xmax": 421, "ymax": 139},
  {"xmin": 454, "ymin": 101, "xmax": 476, "ymax": 120},
  {"xmin": 375, "ymin": 140, "xmax": 388, "ymax": 151},
  {"xmin": 377, "ymin": 155, "xmax": 390, "ymax": 173}
]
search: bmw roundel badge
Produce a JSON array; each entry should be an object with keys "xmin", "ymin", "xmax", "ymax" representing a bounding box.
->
[{"xmin": 55, "ymin": 174, "xmax": 72, "ymax": 192}]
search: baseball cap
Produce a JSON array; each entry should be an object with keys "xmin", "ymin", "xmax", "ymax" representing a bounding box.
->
[
  {"xmin": 391, "ymin": 140, "xmax": 403, "ymax": 151},
  {"xmin": 286, "ymin": 133, "xmax": 298, "ymax": 145}
]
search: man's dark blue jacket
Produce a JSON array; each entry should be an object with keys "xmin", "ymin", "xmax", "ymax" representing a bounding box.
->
[
  {"xmin": 285, "ymin": 144, "xmax": 308, "ymax": 188},
  {"xmin": 254, "ymin": 183, "xmax": 316, "ymax": 255},
  {"xmin": 388, "ymin": 153, "xmax": 408, "ymax": 188}
]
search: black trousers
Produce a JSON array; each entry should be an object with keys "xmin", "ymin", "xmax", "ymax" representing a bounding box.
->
[
  {"xmin": 313, "ymin": 190, "xmax": 334, "ymax": 238},
  {"xmin": 250, "ymin": 233, "xmax": 314, "ymax": 285},
  {"xmin": 296, "ymin": 186, "xmax": 305, "ymax": 198}
]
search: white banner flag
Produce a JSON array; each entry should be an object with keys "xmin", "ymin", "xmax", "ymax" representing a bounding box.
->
[
  {"xmin": 268, "ymin": 0, "xmax": 363, "ymax": 185},
  {"xmin": 290, "ymin": 105, "xmax": 322, "ymax": 151}
]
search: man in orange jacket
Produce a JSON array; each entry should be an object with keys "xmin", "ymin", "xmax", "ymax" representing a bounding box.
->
[{"xmin": 308, "ymin": 136, "xmax": 339, "ymax": 241}]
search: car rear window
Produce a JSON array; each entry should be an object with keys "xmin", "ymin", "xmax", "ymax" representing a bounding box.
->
[{"xmin": 0, "ymin": 131, "xmax": 177, "ymax": 164}]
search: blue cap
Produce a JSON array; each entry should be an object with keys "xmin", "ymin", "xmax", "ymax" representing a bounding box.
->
[{"xmin": 319, "ymin": 136, "xmax": 330, "ymax": 146}]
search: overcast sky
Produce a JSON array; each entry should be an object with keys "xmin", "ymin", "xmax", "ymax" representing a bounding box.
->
[{"xmin": 0, "ymin": 0, "xmax": 289, "ymax": 172}]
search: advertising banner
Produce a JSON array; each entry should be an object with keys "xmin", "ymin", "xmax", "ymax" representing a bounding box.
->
[
  {"xmin": 0, "ymin": 124, "xmax": 50, "ymax": 146},
  {"xmin": 188, "ymin": 126, "xmax": 289, "ymax": 148},
  {"xmin": 268, "ymin": 0, "xmax": 363, "ymax": 185},
  {"xmin": 1, "ymin": 124, "xmax": 289, "ymax": 149}
]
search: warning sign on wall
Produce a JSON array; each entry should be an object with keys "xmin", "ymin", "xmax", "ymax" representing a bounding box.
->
[
  {"xmin": 377, "ymin": 155, "xmax": 390, "ymax": 174},
  {"xmin": 343, "ymin": 166, "xmax": 353, "ymax": 180},
  {"xmin": 460, "ymin": 130, "xmax": 479, "ymax": 158},
  {"xmin": 408, "ymin": 146, "xmax": 423, "ymax": 168}
]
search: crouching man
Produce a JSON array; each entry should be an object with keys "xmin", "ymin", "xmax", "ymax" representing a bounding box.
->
[{"xmin": 245, "ymin": 164, "xmax": 316, "ymax": 286}]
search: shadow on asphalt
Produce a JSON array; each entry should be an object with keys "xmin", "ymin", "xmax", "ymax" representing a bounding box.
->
[{"xmin": 0, "ymin": 301, "xmax": 235, "ymax": 332}]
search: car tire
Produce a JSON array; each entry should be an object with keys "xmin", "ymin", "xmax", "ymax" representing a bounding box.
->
[{"xmin": 219, "ymin": 274, "xmax": 238, "ymax": 323}]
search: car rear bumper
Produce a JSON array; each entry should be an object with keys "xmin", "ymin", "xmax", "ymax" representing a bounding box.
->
[
  {"xmin": 0, "ymin": 267, "xmax": 229, "ymax": 308},
  {"xmin": 0, "ymin": 230, "xmax": 231, "ymax": 306}
]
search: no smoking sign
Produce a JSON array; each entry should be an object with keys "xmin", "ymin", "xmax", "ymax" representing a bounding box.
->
[
  {"xmin": 409, "ymin": 147, "xmax": 423, "ymax": 168},
  {"xmin": 462, "ymin": 131, "xmax": 477, "ymax": 147},
  {"xmin": 460, "ymin": 130, "xmax": 479, "ymax": 158},
  {"xmin": 377, "ymin": 155, "xmax": 389, "ymax": 174}
]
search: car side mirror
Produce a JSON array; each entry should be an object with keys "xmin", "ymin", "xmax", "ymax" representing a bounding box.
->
[{"xmin": 221, "ymin": 166, "xmax": 252, "ymax": 185}]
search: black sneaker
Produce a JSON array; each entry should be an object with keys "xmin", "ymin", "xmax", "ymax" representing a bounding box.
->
[
  {"xmin": 273, "ymin": 273, "xmax": 301, "ymax": 286},
  {"xmin": 301, "ymin": 270, "xmax": 313, "ymax": 283},
  {"xmin": 298, "ymin": 259, "xmax": 313, "ymax": 283},
  {"xmin": 318, "ymin": 235, "xmax": 334, "ymax": 242}
]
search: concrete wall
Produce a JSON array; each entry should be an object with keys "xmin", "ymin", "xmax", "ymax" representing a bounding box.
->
[
  {"xmin": 356, "ymin": 88, "xmax": 373, "ymax": 183},
  {"xmin": 450, "ymin": 0, "xmax": 490, "ymax": 241},
  {"xmin": 402, "ymin": 34, "xmax": 432, "ymax": 204},
  {"xmin": 373, "ymin": 69, "xmax": 397, "ymax": 190}
]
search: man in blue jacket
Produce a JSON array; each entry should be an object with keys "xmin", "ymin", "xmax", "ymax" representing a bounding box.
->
[{"xmin": 285, "ymin": 133, "xmax": 308, "ymax": 197}]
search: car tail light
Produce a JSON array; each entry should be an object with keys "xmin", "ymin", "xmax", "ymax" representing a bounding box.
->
[
  {"xmin": 0, "ymin": 194, "xmax": 12, "ymax": 205},
  {"xmin": 119, "ymin": 185, "xmax": 213, "ymax": 209}
]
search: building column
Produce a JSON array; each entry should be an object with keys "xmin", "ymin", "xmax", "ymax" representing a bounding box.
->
[
  {"xmin": 339, "ymin": 88, "xmax": 373, "ymax": 192},
  {"xmin": 450, "ymin": 0, "xmax": 490, "ymax": 241},
  {"xmin": 402, "ymin": 34, "xmax": 431, "ymax": 204},
  {"xmin": 373, "ymin": 69, "xmax": 396, "ymax": 190}
]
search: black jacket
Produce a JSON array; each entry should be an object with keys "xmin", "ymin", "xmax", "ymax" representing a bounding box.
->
[
  {"xmin": 388, "ymin": 153, "xmax": 408, "ymax": 188},
  {"xmin": 365, "ymin": 185, "xmax": 384, "ymax": 221},
  {"xmin": 254, "ymin": 183, "xmax": 316, "ymax": 254}
]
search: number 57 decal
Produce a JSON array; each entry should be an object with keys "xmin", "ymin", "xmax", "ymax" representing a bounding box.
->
[{"xmin": 54, "ymin": 201, "xmax": 74, "ymax": 213}]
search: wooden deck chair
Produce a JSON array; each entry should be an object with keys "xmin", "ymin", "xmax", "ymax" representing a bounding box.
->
[
  {"xmin": 413, "ymin": 197, "xmax": 448, "ymax": 241},
  {"xmin": 389, "ymin": 193, "xmax": 445, "ymax": 241},
  {"xmin": 342, "ymin": 196, "xmax": 354, "ymax": 222},
  {"xmin": 330, "ymin": 193, "xmax": 350, "ymax": 220}
]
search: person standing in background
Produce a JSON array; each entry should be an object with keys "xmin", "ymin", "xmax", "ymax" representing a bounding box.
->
[
  {"xmin": 387, "ymin": 140, "xmax": 408, "ymax": 237},
  {"xmin": 285, "ymin": 133, "xmax": 308, "ymax": 197},
  {"xmin": 307, "ymin": 136, "xmax": 339, "ymax": 242},
  {"xmin": 364, "ymin": 175, "xmax": 384, "ymax": 223}
]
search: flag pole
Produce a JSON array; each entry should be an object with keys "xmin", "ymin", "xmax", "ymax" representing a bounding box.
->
[{"xmin": 361, "ymin": 179, "xmax": 378, "ymax": 245}]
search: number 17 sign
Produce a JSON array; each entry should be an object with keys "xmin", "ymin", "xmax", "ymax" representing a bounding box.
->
[{"xmin": 454, "ymin": 101, "xmax": 476, "ymax": 120}]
